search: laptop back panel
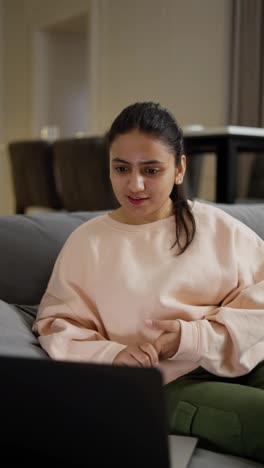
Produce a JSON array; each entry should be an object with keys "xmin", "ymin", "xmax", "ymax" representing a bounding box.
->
[{"xmin": 0, "ymin": 356, "xmax": 170, "ymax": 467}]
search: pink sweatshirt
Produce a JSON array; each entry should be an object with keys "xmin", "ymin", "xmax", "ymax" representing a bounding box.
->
[{"xmin": 32, "ymin": 201, "xmax": 264, "ymax": 384}]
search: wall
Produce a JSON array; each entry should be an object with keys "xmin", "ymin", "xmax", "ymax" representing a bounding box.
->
[
  {"xmin": 0, "ymin": 0, "xmax": 4, "ymax": 142},
  {"xmin": 0, "ymin": 0, "xmax": 14, "ymax": 214},
  {"xmin": 33, "ymin": 30, "xmax": 88, "ymax": 138},
  {"xmin": 91, "ymin": 0, "xmax": 231, "ymax": 133},
  {"xmin": 3, "ymin": 0, "xmax": 89, "ymax": 142},
  {"xmin": 3, "ymin": 0, "xmax": 231, "ymax": 138}
]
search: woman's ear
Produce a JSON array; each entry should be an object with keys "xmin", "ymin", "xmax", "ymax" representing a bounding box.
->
[{"xmin": 175, "ymin": 155, "xmax": 186, "ymax": 184}]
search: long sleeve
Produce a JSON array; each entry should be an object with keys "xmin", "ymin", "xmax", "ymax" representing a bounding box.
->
[
  {"xmin": 32, "ymin": 225, "xmax": 126, "ymax": 363},
  {"xmin": 173, "ymin": 221, "xmax": 264, "ymax": 377}
]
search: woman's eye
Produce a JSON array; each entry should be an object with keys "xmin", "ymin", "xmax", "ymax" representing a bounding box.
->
[
  {"xmin": 113, "ymin": 167, "xmax": 159, "ymax": 174},
  {"xmin": 145, "ymin": 168, "xmax": 159, "ymax": 175},
  {"xmin": 115, "ymin": 166, "xmax": 128, "ymax": 172}
]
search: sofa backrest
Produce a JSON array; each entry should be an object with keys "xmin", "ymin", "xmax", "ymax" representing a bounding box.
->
[
  {"xmin": 0, "ymin": 211, "xmax": 106, "ymax": 305},
  {"xmin": 1, "ymin": 203, "xmax": 264, "ymax": 306},
  {"xmin": 202, "ymin": 201, "xmax": 264, "ymax": 240}
]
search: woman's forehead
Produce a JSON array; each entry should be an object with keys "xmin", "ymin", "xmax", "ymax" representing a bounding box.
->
[{"xmin": 109, "ymin": 130, "xmax": 173, "ymax": 162}]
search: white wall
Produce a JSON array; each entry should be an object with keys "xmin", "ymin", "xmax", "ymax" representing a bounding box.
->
[
  {"xmin": 33, "ymin": 31, "xmax": 88, "ymax": 138},
  {"xmin": 0, "ymin": 0, "xmax": 14, "ymax": 214},
  {"xmin": 0, "ymin": 0, "xmax": 4, "ymax": 142},
  {"xmin": 90, "ymin": 0, "xmax": 231, "ymax": 134},
  {"xmin": 3, "ymin": 0, "xmax": 89, "ymax": 141},
  {"xmin": 3, "ymin": 0, "xmax": 232, "ymax": 139}
]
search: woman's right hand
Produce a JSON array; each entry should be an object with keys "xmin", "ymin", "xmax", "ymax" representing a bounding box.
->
[{"xmin": 113, "ymin": 343, "xmax": 159, "ymax": 367}]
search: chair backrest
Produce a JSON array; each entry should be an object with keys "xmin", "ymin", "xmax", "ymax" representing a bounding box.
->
[
  {"xmin": 247, "ymin": 156, "xmax": 264, "ymax": 200},
  {"xmin": 8, "ymin": 140, "xmax": 62, "ymax": 214},
  {"xmin": 53, "ymin": 136, "xmax": 119, "ymax": 211}
]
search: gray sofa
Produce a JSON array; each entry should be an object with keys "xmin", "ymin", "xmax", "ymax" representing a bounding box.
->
[{"xmin": 0, "ymin": 202, "xmax": 264, "ymax": 467}]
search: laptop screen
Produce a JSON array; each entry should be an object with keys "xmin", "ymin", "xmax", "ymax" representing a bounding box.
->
[{"xmin": 0, "ymin": 355, "xmax": 171, "ymax": 467}]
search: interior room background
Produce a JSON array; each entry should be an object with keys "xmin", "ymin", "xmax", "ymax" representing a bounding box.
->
[{"xmin": 0, "ymin": 0, "xmax": 261, "ymax": 215}]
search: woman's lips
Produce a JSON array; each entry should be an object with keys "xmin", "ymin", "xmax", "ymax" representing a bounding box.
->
[{"xmin": 128, "ymin": 196, "xmax": 148, "ymax": 206}]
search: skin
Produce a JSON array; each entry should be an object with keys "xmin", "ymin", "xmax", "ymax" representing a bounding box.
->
[{"xmin": 108, "ymin": 129, "xmax": 186, "ymax": 367}]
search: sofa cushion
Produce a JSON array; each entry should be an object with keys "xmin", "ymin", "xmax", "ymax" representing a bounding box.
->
[
  {"xmin": 0, "ymin": 300, "xmax": 47, "ymax": 359},
  {"xmin": 0, "ymin": 211, "xmax": 106, "ymax": 305}
]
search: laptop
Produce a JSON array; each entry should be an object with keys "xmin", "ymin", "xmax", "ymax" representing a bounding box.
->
[{"xmin": 0, "ymin": 355, "xmax": 197, "ymax": 467}]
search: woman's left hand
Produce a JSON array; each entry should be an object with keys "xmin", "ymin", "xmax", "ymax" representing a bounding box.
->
[{"xmin": 145, "ymin": 319, "xmax": 181, "ymax": 360}]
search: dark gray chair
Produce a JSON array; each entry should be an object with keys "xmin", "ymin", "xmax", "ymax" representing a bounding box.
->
[
  {"xmin": 247, "ymin": 156, "xmax": 264, "ymax": 201},
  {"xmin": 52, "ymin": 136, "xmax": 119, "ymax": 211},
  {"xmin": 8, "ymin": 140, "xmax": 62, "ymax": 214}
]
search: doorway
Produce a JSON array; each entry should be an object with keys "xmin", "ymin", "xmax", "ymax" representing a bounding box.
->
[{"xmin": 32, "ymin": 14, "xmax": 89, "ymax": 139}]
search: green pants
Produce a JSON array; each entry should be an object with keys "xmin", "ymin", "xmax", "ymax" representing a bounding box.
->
[{"xmin": 164, "ymin": 361, "xmax": 264, "ymax": 464}]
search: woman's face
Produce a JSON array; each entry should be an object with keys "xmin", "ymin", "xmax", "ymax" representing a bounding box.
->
[{"xmin": 109, "ymin": 130, "xmax": 186, "ymax": 224}]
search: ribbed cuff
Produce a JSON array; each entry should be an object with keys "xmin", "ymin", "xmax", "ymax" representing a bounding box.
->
[{"xmin": 170, "ymin": 320, "xmax": 200, "ymax": 361}]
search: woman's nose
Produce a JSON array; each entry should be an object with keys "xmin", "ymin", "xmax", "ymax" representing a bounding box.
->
[{"xmin": 128, "ymin": 172, "xmax": 145, "ymax": 192}]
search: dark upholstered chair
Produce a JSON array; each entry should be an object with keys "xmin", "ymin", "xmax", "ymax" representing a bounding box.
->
[
  {"xmin": 8, "ymin": 140, "xmax": 62, "ymax": 214},
  {"xmin": 247, "ymin": 156, "xmax": 264, "ymax": 201},
  {"xmin": 52, "ymin": 136, "xmax": 119, "ymax": 211}
]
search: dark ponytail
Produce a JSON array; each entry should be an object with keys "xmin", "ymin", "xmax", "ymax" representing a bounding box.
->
[{"xmin": 108, "ymin": 101, "xmax": 196, "ymax": 255}]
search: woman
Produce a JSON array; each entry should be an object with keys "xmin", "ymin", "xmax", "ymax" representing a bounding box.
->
[{"xmin": 33, "ymin": 102, "xmax": 264, "ymax": 463}]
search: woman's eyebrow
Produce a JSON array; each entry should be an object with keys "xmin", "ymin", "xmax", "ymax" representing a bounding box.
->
[{"xmin": 112, "ymin": 158, "xmax": 165, "ymax": 165}]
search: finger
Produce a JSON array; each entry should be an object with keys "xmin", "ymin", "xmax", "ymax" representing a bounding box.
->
[
  {"xmin": 139, "ymin": 343, "xmax": 159, "ymax": 366},
  {"xmin": 153, "ymin": 336, "xmax": 162, "ymax": 355},
  {"xmin": 145, "ymin": 319, "xmax": 179, "ymax": 333},
  {"xmin": 154, "ymin": 333, "xmax": 170, "ymax": 358},
  {"xmin": 129, "ymin": 347, "xmax": 151, "ymax": 367},
  {"xmin": 119, "ymin": 354, "xmax": 141, "ymax": 367},
  {"xmin": 125, "ymin": 355, "xmax": 142, "ymax": 367}
]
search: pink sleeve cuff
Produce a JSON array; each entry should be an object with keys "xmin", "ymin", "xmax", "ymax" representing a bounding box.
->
[{"xmin": 170, "ymin": 320, "xmax": 200, "ymax": 361}]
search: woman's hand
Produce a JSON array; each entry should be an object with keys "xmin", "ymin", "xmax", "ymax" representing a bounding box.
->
[
  {"xmin": 145, "ymin": 319, "xmax": 181, "ymax": 360},
  {"xmin": 113, "ymin": 342, "xmax": 159, "ymax": 367}
]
